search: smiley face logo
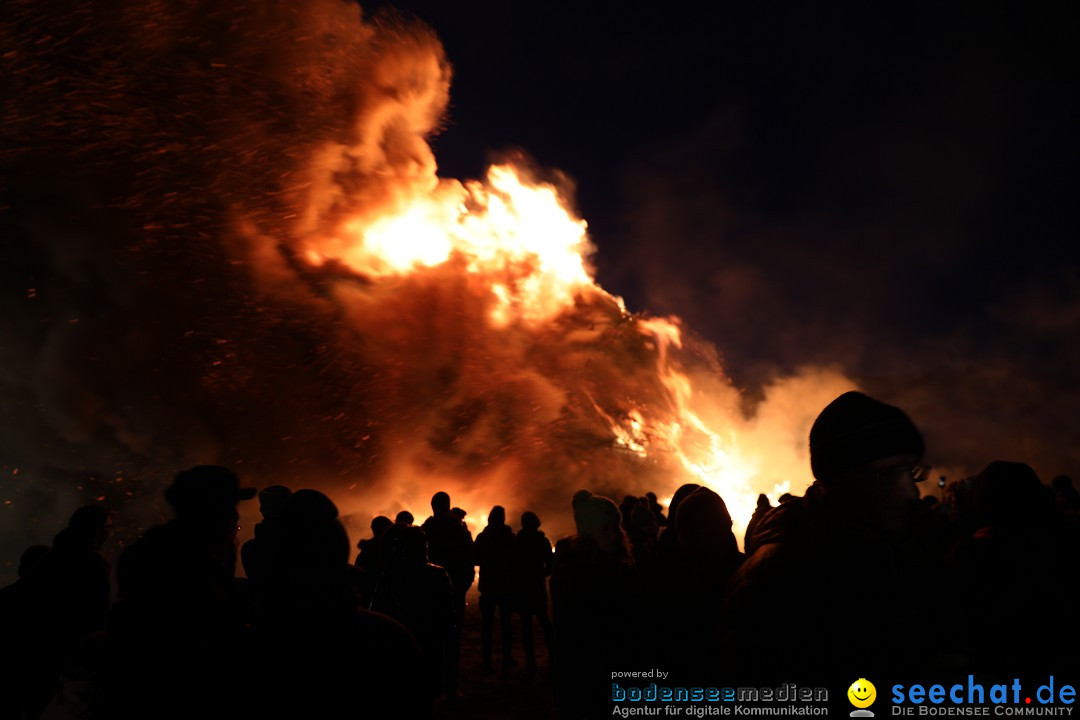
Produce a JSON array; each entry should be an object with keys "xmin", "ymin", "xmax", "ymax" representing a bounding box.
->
[{"xmin": 848, "ymin": 678, "xmax": 876, "ymax": 709}]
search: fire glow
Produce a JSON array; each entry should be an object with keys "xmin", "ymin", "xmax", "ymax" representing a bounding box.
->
[
  {"xmin": 296, "ymin": 158, "xmax": 826, "ymax": 541},
  {"xmin": 308, "ymin": 164, "xmax": 593, "ymax": 326}
]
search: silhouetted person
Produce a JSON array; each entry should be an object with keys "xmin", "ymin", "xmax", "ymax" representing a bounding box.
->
[
  {"xmin": 743, "ymin": 493, "xmax": 773, "ymax": 556},
  {"xmin": 241, "ymin": 484, "xmax": 292, "ymax": 584},
  {"xmin": 450, "ymin": 508, "xmax": 475, "ymax": 552},
  {"xmin": 18, "ymin": 505, "xmax": 112, "ymax": 717},
  {"xmin": 663, "ymin": 487, "xmax": 744, "ymax": 680},
  {"xmin": 0, "ymin": 544, "xmax": 51, "ymax": 720},
  {"xmin": 618, "ymin": 495, "xmax": 639, "ymax": 530},
  {"xmin": 369, "ymin": 523, "xmax": 456, "ymax": 701},
  {"xmin": 47, "ymin": 505, "xmax": 112, "ymax": 634},
  {"xmin": 421, "ymin": 491, "xmax": 475, "ymax": 635},
  {"xmin": 513, "ymin": 511, "xmax": 555, "ymax": 673},
  {"xmin": 395, "ymin": 510, "xmax": 414, "ymax": 526},
  {"xmin": 720, "ymin": 391, "xmax": 935, "ymax": 682},
  {"xmin": 237, "ymin": 489, "xmax": 432, "ymax": 718},
  {"xmin": 656, "ymin": 483, "xmax": 700, "ymax": 582},
  {"xmin": 627, "ymin": 501, "xmax": 660, "ymax": 582},
  {"xmin": 946, "ymin": 461, "xmax": 1078, "ymax": 672},
  {"xmin": 450, "ymin": 507, "xmax": 475, "ymax": 553},
  {"xmin": 551, "ymin": 490, "xmax": 645, "ymax": 719},
  {"xmin": 474, "ymin": 505, "xmax": 517, "ymax": 670},
  {"xmin": 1052, "ymin": 474, "xmax": 1080, "ymax": 515},
  {"xmin": 0, "ymin": 545, "xmax": 50, "ymax": 601},
  {"xmin": 354, "ymin": 514, "xmax": 392, "ymax": 604},
  {"xmin": 107, "ymin": 465, "xmax": 256, "ymax": 719},
  {"xmin": 678, "ymin": 488, "xmax": 742, "ymax": 570},
  {"xmin": 635, "ymin": 492, "xmax": 660, "ymax": 526},
  {"xmin": 448, "ymin": 504, "xmax": 475, "ymax": 682}
]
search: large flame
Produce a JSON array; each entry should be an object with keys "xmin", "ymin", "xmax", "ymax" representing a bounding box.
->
[
  {"xmin": 295, "ymin": 159, "xmax": 845, "ymax": 542},
  {"xmin": 307, "ymin": 165, "xmax": 593, "ymax": 326}
]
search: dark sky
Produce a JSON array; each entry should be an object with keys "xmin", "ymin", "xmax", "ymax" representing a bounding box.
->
[
  {"xmin": 374, "ymin": 2, "xmax": 1078, "ymax": 327},
  {"xmin": 367, "ymin": 2, "xmax": 1080, "ymax": 476}
]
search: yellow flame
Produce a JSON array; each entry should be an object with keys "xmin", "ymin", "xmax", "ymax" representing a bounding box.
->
[
  {"xmin": 319, "ymin": 164, "xmax": 593, "ymax": 325},
  {"xmin": 633, "ymin": 318, "xmax": 758, "ymax": 535}
]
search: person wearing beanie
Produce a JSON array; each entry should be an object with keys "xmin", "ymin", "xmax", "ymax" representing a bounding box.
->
[
  {"xmin": 807, "ymin": 390, "xmax": 926, "ymax": 537},
  {"xmin": 242, "ymin": 493, "xmax": 432, "ymax": 718},
  {"xmin": 108, "ymin": 466, "xmax": 257, "ymax": 718},
  {"xmin": 660, "ymin": 487, "xmax": 745, "ymax": 683},
  {"xmin": 717, "ymin": 391, "xmax": 936, "ymax": 683},
  {"xmin": 809, "ymin": 391, "xmax": 925, "ymax": 483},
  {"xmin": 656, "ymin": 483, "xmax": 702, "ymax": 584},
  {"xmin": 570, "ymin": 490, "xmax": 624, "ymax": 552},
  {"xmin": 945, "ymin": 461, "xmax": 1078, "ymax": 669},
  {"xmin": 551, "ymin": 490, "xmax": 644, "ymax": 718}
]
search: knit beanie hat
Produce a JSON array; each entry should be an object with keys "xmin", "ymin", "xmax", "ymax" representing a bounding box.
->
[
  {"xmin": 809, "ymin": 391, "xmax": 924, "ymax": 482},
  {"xmin": 572, "ymin": 490, "xmax": 621, "ymax": 537},
  {"xmin": 258, "ymin": 485, "xmax": 292, "ymax": 520},
  {"xmin": 674, "ymin": 487, "xmax": 733, "ymax": 531},
  {"xmin": 971, "ymin": 461, "xmax": 1043, "ymax": 527}
]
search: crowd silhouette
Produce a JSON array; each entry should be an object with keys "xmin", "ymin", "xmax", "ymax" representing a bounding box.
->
[{"xmin": 1, "ymin": 391, "xmax": 1078, "ymax": 719}]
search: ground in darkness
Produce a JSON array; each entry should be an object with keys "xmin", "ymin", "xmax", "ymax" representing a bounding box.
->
[{"xmin": 434, "ymin": 587, "xmax": 557, "ymax": 719}]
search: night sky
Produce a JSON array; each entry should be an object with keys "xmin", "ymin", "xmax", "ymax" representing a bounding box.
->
[{"xmin": 375, "ymin": 1, "xmax": 1080, "ymax": 471}]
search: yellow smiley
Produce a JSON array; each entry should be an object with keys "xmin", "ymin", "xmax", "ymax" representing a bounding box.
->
[{"xmin": 848, "ymin": 679, "xmax": 876, "ymax": 708}]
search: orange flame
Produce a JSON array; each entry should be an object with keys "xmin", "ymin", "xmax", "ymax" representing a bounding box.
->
[
  {"xmin": 307, "ymin": 164, "xmax": 594, "ymax": 326},
  {"xmin": 301, "ymin": 158, "xmax": 852, "ymax": 545}
]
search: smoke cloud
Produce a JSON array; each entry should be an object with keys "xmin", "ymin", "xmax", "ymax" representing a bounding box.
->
[
  {"xmin": 608, "ymin": 90, "xmax": 1080, "ymax": 492},
  {"xmin": 1, "ymin": 0, "xmax": 862, "ymax": 582}
]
